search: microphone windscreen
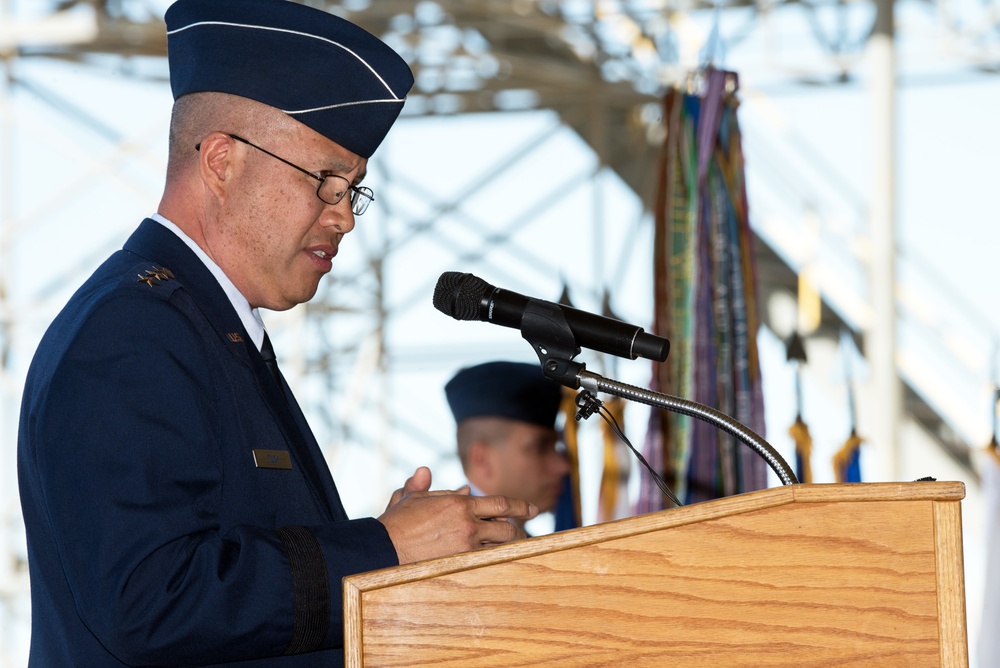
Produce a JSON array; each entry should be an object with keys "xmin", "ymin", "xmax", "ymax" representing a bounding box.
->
[{"xmin": 433, "ymin": 272, "xmax": 493, "ymax": 320}]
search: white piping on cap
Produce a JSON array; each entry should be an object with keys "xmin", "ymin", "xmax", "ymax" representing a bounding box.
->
[{"xmin": 167, "ymin": 20, "xmax": 405, "ymax": 100}]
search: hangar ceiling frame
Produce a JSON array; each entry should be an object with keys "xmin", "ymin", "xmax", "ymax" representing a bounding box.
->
[{"xmin": 0, "ymin": 1, "xmax": 998, "ymax": 660}]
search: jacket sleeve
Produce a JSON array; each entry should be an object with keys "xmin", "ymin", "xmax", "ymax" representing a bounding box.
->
[{"xmin": 24, "ymin": 289, "xmax": 398, "ymax": 666}]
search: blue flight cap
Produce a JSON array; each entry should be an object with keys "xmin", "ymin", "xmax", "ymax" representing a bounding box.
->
[
  {"xmin": 165, "ymin": 0, "xmax": 414, "ymax": 158},
  {"xmin": 445, "ymin": 361, "xmax": 563, "ymax": 429}
]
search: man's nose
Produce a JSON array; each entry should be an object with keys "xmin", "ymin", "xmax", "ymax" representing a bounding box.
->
[{"xmin": 319, "ymin": 199, "xmax": 356, "ymax": 234}]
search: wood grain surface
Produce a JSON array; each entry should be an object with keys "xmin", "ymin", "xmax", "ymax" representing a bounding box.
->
[{"xmin": 344, "ymin": 482, "xmax": 968, "ymax": 667}]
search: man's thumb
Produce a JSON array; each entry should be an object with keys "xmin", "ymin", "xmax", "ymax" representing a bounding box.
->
[{"xmin": 402, "ymin": 465, "xmax": 432, "ymax": 495}]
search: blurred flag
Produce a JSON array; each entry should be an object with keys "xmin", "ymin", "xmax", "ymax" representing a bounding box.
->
[
  {"xmin": 597, "ymin": 396, "xmax": 630, "ymax": 522},
  {"xmin": 832, "ymin": 429, "xmax": 863, "ymax": 483},
  {"xmin": 786, "ymin": 331, "xmax": 811, "ymax": 483},
  {"xmin": 596, "ymin": 293, "xmax": 633, "ymax": 522},
  {"xmin": 833, "ymin": 329, "xmax": 863, "ymax": 483},
  {"xmin": 789, "ymin": 416, "xmax": 813, "ymax": 484},
  {"xmin": 554, "ymin": 387, "xmax": 581, "ymax": 531}
]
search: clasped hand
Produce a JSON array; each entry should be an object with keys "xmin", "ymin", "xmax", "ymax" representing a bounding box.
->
[{"xmin": 378, "ymin": 466, "xmax": 538, "ymax": 565}]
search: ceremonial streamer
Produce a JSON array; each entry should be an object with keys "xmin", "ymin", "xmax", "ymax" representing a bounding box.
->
[{"xmin": 639, "ymin": 67, "xmax": 768, "ymax": 510}]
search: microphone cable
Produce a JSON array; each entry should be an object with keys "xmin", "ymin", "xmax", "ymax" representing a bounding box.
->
[{"xmin": 574, "ymin": 390, "xmax": 683, "ymax": 509}]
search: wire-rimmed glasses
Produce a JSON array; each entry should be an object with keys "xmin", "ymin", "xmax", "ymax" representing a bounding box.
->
[{"xmin": 195, "ymin": 133, "xmax": 374, "ymax": 215}]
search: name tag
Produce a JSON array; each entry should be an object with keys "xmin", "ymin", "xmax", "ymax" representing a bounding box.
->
[{"xmin": 253, "ymin": 449, "xmax": 292, "ymax": 470}]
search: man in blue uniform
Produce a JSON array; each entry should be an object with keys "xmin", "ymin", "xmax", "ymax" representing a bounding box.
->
[
  {"xmin": 16, "ymin": 1, "xmax": 535, "ymax": 666},
  {"xmin": 446, "ymin": 361, "xmax": 570, "ymax": 534}
]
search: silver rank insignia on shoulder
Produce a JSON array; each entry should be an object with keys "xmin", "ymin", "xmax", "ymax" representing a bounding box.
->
[{"xmin": 137, "ymin": 266, "xmax": 175, "ymax": 287}]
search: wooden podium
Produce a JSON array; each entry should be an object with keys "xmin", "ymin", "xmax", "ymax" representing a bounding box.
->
[{"xmin": 344, "ymin": 481, "xmax": 968, "ymax": 667}]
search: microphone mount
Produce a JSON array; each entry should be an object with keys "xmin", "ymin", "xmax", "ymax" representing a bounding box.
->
[{"xmin": 520, "ymin": 298, "xmax": 586, "ymax": 387}]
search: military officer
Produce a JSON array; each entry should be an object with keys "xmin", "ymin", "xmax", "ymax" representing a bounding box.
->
[{"xmin": 17, "ymin": 1, "xmax": 535, "ymax": 666}]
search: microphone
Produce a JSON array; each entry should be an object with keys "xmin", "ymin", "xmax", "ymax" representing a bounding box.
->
[{"xmin": 433, "ymin": 271, "xmax": 670, "ymax": 362}]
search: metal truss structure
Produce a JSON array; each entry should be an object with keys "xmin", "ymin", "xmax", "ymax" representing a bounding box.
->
[{"xmin": 1, "ymin": 0, "xmax": 999, "ymax": 663}]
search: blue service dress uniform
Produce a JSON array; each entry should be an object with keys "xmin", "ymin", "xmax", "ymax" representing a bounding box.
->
[{"xmin": 18, "ymin": 218, "xmax": 398, "ymax": 666}]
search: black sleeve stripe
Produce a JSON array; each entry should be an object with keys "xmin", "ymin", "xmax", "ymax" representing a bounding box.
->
[{"xmin": 275, "ymin": 526, "xmax": 330, "ymax": 654}]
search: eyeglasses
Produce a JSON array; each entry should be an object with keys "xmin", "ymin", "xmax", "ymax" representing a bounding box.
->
[{"xmin": 195, "ymin": 133, "xmax": 374, "ymax": 215}]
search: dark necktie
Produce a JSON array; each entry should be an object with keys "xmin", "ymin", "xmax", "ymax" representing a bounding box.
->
[{"xmin": 260, "ymin": 332, "xmax": 282, "ymax": 386}]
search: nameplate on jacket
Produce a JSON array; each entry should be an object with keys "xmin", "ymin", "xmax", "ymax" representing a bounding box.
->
[{"xmin": 252, "ymin": 449, "xmax": 292, "ymax": 470}]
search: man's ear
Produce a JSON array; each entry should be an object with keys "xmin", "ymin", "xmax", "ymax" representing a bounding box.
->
[{"xmin": 196, "ymin": 132, "xmax": 236, "ymax": 200}]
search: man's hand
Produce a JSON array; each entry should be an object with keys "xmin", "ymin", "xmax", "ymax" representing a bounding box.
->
[{"xmin": 378, "ymin": 466, "xmax": 538, "ymax": 565}]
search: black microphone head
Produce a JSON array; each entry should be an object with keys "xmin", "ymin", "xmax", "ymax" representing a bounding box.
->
[{"xmin": 433, "ymin": 272, "xmax": 494, "ymax": 321}]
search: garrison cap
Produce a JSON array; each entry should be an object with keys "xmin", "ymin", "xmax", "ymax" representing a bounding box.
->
[
  {"xmin": 164, "ymin": 0, "xmax": 414, "ymax": 158},
  {"xmin": 445, "ymin": 361, "xmax": 562, "ymax": 429}
]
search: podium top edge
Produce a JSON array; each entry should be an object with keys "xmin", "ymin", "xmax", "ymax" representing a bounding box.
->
[
  {"xmin": 788, "ymin": 480, "xmax": 965, "ymax": 503},
  {"xmin": 344, "ymin": 480, "xmax": 966, "ymax": 593}
]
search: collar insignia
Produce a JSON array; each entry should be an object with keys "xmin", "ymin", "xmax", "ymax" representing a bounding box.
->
[
  {"xmin": 137, "ymin": 266, "xmax": 175, "ymax": 287},
  {"xmin": 228, "ymin": 332, "xmax": 244, "ymax": 343}
]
